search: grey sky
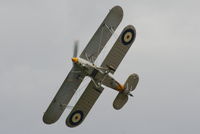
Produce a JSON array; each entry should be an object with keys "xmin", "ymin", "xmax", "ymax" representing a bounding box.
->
[{"xmin": 0, "ymin": 0, "xmax": 199, "ymax": 134}]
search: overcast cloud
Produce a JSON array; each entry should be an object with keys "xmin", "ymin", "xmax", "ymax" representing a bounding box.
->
[{"xmin": 0, "ymin": 0, "xmax": 200, "ymax": 134}]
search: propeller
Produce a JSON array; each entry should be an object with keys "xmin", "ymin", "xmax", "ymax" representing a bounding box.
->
[
  {"xmin": 73, "ymin": 40, "xmax": 79, "ymax": 58},
  {"xmin": 71, "ymin": 40, "xmax": 82, "ymax": 77},
  {"xmin": 72, "ymin": 40, "xmax": 79, "ymax": 66}
]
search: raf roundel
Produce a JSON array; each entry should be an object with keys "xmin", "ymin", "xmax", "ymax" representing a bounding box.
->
[
  {"xmin": 121, "ymin": 28, "xmax": 135, "ymax": 45},
  {"xmin": 68, "ymin": 110, "xmax": 84, "ymax": 126}
]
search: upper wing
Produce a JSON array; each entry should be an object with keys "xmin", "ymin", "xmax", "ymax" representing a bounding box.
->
[
  {"xmin": 65, "ymin": 81, "xmax": 104, "ymax": 127},
  {"xmin": 100, "ymin": 25, "xmax": 136, "ymax": 74},
  {"xmin": 43, "ymin": 66, "xmax": 85, "ymax": 124},
  {"xmin": 80, "ymin": 6, "xmax": 123, "ymax": 63}
]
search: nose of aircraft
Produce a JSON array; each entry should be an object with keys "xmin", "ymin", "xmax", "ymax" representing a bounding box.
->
[{"xmin": 72, "ymin": 57, "xmax": 78, "ymax": 63}]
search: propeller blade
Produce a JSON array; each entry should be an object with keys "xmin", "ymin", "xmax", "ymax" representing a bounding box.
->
[{"xmin": 73, "ymin": 40, "xmax": 79, "ymax": 57}]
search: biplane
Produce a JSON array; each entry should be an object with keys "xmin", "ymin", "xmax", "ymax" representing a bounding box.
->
[{"xmin": 43, "ymin": 5, "xmax": 139, "ymax": 128}]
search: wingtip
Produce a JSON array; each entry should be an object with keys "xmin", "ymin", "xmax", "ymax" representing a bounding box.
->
[
  {"xmin": 42, "ymin": 113, "xmax": 57, "ymax": 125},
  {"xmin": 112, "ymin": 5, "xmax": 123, "ymax": 11},
  {"xmin": 111, "ymin": 5, "xmax": 123, "ymax": 17}
]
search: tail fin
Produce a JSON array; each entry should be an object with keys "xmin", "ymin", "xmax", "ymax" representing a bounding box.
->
[{"xmin": 113, "ymin": 73, "xmax": 139, "ymax": 110}]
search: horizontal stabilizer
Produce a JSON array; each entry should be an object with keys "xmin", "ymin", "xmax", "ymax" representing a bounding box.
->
[
  {"xmin": 124, "ymin": 73, "xmax": 139, "ymax": 92},
  {"xmin": 113, "ymin": 93, "xmax": 128, "ymax": 110},
  {"xmin": 113, "ymin": 74, "xmax": 139, "ymax": 110}
]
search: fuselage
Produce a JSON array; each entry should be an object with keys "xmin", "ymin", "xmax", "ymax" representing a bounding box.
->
[
  {"xmin": 72, "ymin": 57, "xmax": 98, "ymax": 76},
  {"xmin": 71, "ymin": 57, "xmax": 125, "ymax": 91}
]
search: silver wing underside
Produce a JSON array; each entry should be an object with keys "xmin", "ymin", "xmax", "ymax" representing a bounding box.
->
[
  {"xmin": 80, "ymin": 6, "xmax": 123, "ymax": 63},
  {"xmin": 101, "ymin": 25, "xmax": 136, "ymax": 74},
  {"xmin": 43, "ymin": 66, "xmax": 85, "ymax": 124},
  {"xmin": 66, "ymin": 81, "xmax": 104, "ymax": 127}
]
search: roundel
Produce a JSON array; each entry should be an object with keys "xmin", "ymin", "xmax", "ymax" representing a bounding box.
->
[
  {"xmin": 69, "ymin": 110, "xmax": 84, "ymax": 126},
  {"xmin": 121, "ymin": 29, "xmax": 135, "ymax": 45}
]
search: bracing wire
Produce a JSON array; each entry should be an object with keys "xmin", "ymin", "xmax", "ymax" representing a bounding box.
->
[{"xmin": 95, "ymin": 24, "xmax": 119, "ymax": 66}]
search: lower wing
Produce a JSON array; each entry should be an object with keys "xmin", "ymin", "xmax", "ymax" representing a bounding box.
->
[
  {"xmin": 101, "ymin": 25, "xmax": 136, "ymax": 74},
  {"xmin": 65, "ymin": 81, "xmax": 104, "ymax": 127}
]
